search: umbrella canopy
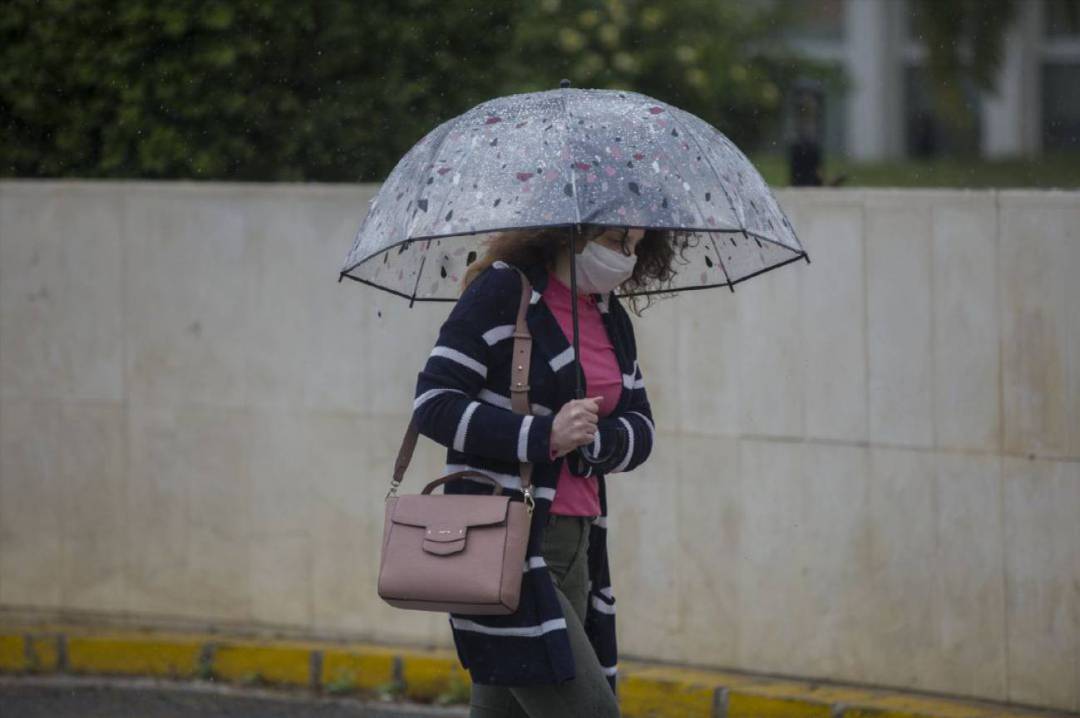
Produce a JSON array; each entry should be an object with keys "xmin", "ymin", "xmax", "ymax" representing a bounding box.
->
[{"xmin": 338, "ymin": 84, "xmax": 808, "ymax": 302}]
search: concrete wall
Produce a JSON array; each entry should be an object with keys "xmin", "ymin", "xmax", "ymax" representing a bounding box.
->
[{"xmin": 1, "ymin": 181, "xmax": 1077, "ymax": 712}]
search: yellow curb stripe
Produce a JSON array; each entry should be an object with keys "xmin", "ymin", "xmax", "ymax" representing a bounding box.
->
[
  {"xmin": 66, "ymin": 636, "xmax": 202, "ymax": 678},
  {"xmin": 0, "ymin": 635, "xmax": 25, "ymax": 671},
  {"xmin": 1, "ymin": 625, "xmax": 1073, "ymax": 718},
  {"xmin": 320, "ymin": 646, "xmax": 397, "ymax": 693},
  {"xmin": 841, "ymin": 710, "xmax": 938, "ymax": 718},
  {"xmin": 212, "ymin": 643, "xmax": 312, "ymax": 687},
  {"xmin": 618, "ymin": 674, "xmax": 715, "ymax": 717},
  {"xmin": 27, "ymin": 635, "xmax": 61, "ymax": 672},
  {"xmin": 728, "ymin": 691, "xmax": 833, "ymax": 718},
  {"xmin": 400, "ymin": 652, "xmax": 471, "ymax": 702}
]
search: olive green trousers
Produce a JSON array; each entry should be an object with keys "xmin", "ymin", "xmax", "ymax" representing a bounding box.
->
[{"xmin": 467, "ymin": 514, "xmax": 620, "ymax": 718}]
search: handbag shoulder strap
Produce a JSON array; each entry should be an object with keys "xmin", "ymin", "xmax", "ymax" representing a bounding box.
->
[
  {"xmin": 507, "ymin": 266, "xmax": 533, "ymax": 415},
  {"xmin": 391, "ymin": 265, "xmax": 535, "ymax": 493}
]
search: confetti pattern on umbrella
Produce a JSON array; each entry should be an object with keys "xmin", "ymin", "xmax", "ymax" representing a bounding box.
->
[{"xmin": 340, "ymin": 87, "xmax": 806, "ymax": 302}]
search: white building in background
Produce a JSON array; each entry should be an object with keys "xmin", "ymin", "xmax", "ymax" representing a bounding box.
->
[{"xmin": 783, "ymin": 0, "xmax": 1080, "ymax": 160}]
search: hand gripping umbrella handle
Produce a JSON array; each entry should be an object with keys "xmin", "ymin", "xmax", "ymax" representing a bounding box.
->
[{"xmin": 390, "ymin": 266, "xmax": 535, "ymax": 494}]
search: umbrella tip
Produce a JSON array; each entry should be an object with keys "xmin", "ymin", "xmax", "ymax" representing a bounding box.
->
[{"xmin": 559, "ymin": 78, "xmax": 571, "ymax": 89}]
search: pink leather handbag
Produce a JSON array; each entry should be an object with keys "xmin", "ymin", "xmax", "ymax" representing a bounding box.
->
[{"xmin": 378, "ymin": 267, "xmax": 536, "ymax": 615}]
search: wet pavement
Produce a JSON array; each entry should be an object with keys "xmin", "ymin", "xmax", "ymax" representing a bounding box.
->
[{"xmin": 0, "ymin": 675, "xmax": 468, "ymax": 718}]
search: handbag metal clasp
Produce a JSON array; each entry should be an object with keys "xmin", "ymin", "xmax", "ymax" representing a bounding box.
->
[{"xmin": 523, "ymin": 487, "xmax": 535, "ymax": 515}]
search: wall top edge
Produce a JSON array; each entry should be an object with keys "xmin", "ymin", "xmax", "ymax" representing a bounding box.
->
[
  {"xmin": 2, "ymin": 180, "xmax": 1077, "ymax": 204},
  {"xmin": 0, "ymin": 178, "xmax": 373, "ymax": 198}
]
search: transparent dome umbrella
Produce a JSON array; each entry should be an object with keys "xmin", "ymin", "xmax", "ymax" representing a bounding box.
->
[{"xmin": 338, "ymin": 80, "xmax": 810, "ymax": 399}]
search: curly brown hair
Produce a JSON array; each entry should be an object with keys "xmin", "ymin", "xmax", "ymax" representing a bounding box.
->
[{"xmin": 460, "ymin": 225, "xmax": 683, "ymax": 316}]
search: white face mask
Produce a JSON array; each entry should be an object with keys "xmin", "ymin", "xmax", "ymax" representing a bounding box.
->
[{"xmin": 574, "ymin": 240, "xmax": 637, "ymax": 295}]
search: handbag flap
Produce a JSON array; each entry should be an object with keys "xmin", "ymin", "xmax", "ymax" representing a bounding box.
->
[{"xmin": 390, "ymin": 494, "xmax": 510, "ymax": 532}]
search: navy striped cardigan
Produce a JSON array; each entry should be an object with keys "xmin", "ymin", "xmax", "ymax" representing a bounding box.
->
[{"xmin": 410, "ymin": 258, "xmax": 655, "ymax": 691}]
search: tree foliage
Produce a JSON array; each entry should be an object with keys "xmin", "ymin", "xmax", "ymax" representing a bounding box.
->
[
  {"xmin": 501, "ymin": 0, "xmax": 806, "ymax": 151},
  {"xmin": 1, "ymin": 0, "xmax": 807, "ymax": 181},
  {"xmin": 912, "ymin": 0, "xmax": 1017, "ymax": 133}
]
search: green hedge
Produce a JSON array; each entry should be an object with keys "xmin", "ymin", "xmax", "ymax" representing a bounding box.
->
[{"xmin": 0, "ymin": 0, "xmax": 812, "ymax": 182}]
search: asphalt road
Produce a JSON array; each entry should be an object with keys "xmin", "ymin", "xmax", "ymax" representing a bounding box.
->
[{"xmin": 0, "ymin": 676, "xmax": 468, "ymax": 718}]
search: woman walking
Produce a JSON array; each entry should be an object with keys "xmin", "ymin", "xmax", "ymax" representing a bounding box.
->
[{"xmin": 410, "ymin": 225, "xmax": 674, "ymax": 717}]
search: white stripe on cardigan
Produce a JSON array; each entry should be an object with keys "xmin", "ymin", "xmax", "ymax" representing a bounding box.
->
[
  {"xmin": 611, "ymin": 416, "xmax": 634, "ymax": 473},
  {"xmin": 430, "ymin": 345, "xmax": 487, "ymax": 378},
  {"xmin": 453, "ymin": 401, "xmax": 481, "ymax": 452},
  {"xmin": 451, "ymin": 617, "xmax": 567, "ymax": 637}
]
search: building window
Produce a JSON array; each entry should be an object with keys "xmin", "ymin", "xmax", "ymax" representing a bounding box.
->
[
  {"xmin": 1042, "ymin": 0, "xmax": 1080, "ymax": 149},
  {"xmin": 904, "ymin": 65, "xmax": 982, "ymax": 157},
  {"xmin": 770, "ymin": 0, "xmax": 848, "ymax": 155},
  {"xmin": 1042, "ymin": 63, "xmax": 1080, "ymax": 149},
  {"xmin": 1045, "ymin": 0, "xmax": 1080, "ymax": 37},
  {"xmin": 783, "ymin": 0, "xmax": 845, "ymax": 42}
]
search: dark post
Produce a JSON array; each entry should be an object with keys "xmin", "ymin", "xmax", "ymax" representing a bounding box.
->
[{"xmin": 788, "ymin": 81, "xmax": 825, "ymax": 187}]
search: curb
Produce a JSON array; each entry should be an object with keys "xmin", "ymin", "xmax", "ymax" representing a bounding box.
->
[
  {"xmin": 0, "ymin": 624, "xmax": 1074, "ymax": 718},
  {"xmin": 0, "ymin": 673, "xmax": 469, "ymax": 717}
]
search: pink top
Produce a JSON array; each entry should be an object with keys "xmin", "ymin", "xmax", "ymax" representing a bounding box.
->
[{"xmin": 542, "ymin": 272, "xmax": 623, "ymax": 516}]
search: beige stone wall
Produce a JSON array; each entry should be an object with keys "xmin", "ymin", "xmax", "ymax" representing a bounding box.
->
[{"xmin": 1, "ymin": 181, "xmax": 1077, "ymax": 711}]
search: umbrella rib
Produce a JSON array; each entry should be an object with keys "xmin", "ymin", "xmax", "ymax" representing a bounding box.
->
[
  {"xmin": 561, "ymin": 90, "xmax": 583, "ymax": 226},
  {"xmin": 666, "ymin": 107, "xmax": 745, "ymax": 237},
  {"xmin": 340, "ymin": 222, "xmax": 798, "ymax": 294},
  {"xmin": 665, "ymin": 108, "xmax": 742, "ymax": 291},
  {"xmin": 428, "ymin": 113, "xmax": 484, "ymax": 245},
  {"xmin": 340, "ymin": 89, "xmax": 808, "ymax": 299},
  {"xmin": 341, "ymin": 240, "xmax": 806, "ymax": 303},
  {"xmin": 339, "ymin": 271, "xmax": 456, "ymax": 302},
  {"xmin": 668, "ymin": 107, "xmax": 807, "ymax": 279},
  {"xmin": 404, "ymin": 120, "xmax": 457, "ymax": 240},
  {"xmin": 613, "ymin": 251, "xmax": 809, "ymax": 298},
  {"xmin": 709, "ymin": 236, "xmax": 736, "ymax": 293},
  {"xmin": 408, "ymin": 253, "xmax": 428, "ymax": 308},
  {"xmin": 408, "ymin": 112, "xmax": 482, "ymax": 303}
]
